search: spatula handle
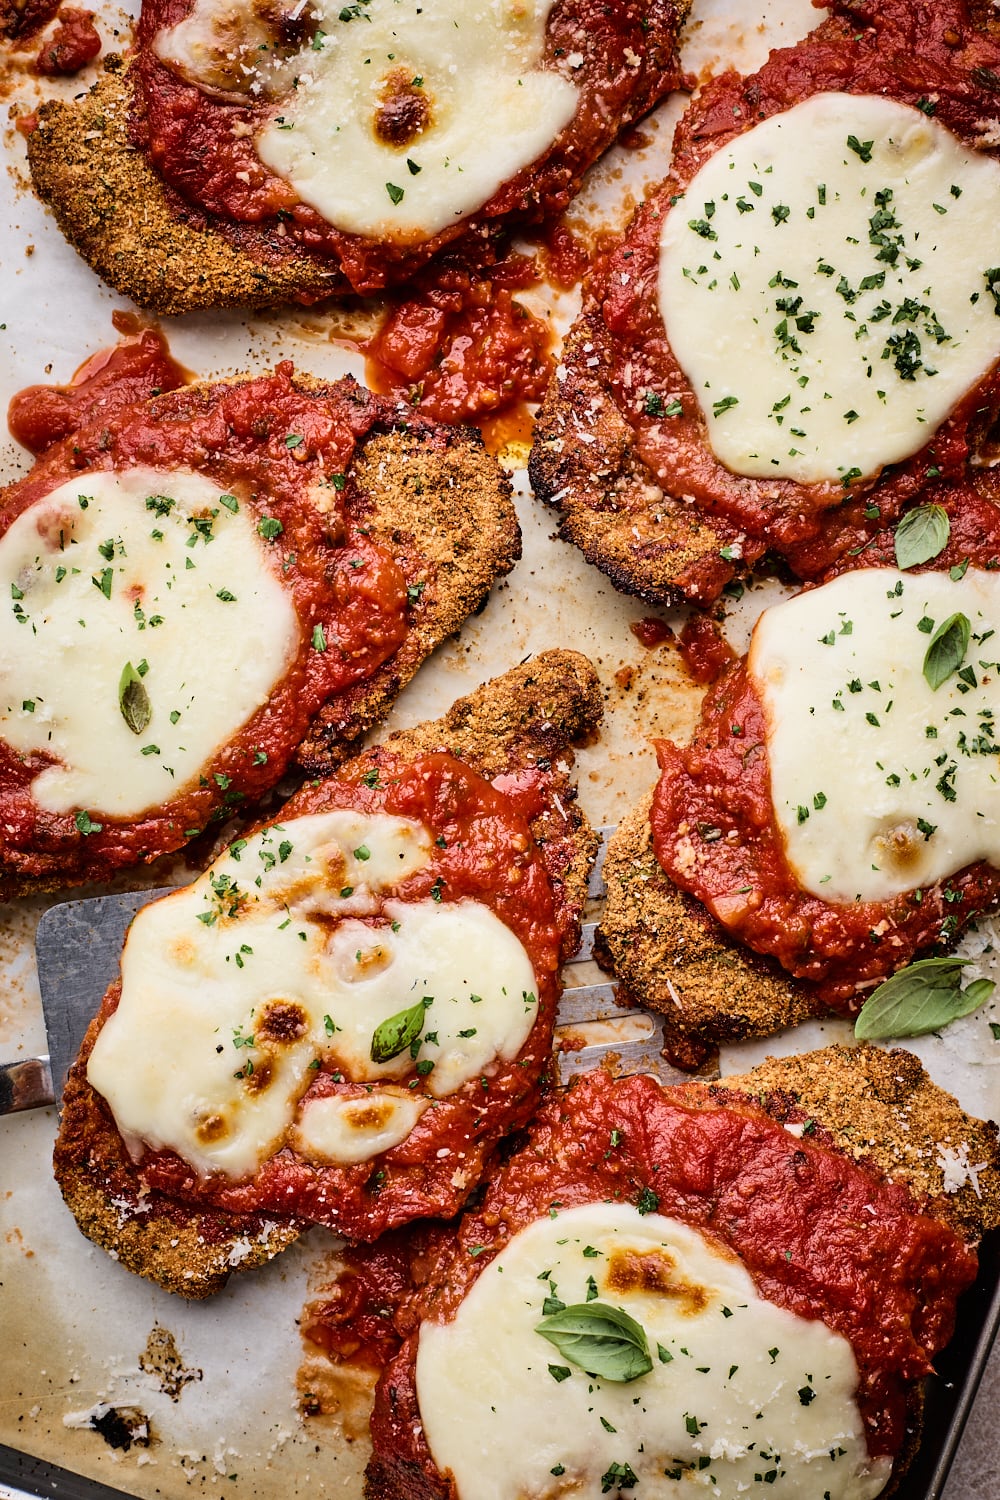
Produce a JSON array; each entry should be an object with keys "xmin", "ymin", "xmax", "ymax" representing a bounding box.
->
[{"xmin": 0, "ymin": 1056, "xmax": 55, "ymax": 1113}]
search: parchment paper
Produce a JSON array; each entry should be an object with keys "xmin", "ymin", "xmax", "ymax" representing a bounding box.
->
[{"xmin": 1, "ymin": 2, "xmax": 998, "ymax": 1495}]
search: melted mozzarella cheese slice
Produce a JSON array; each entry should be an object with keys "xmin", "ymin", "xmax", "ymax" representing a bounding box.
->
[
  {"xmin": 749, "ymin": 568, "xmax": 1000, "ymax": 904},
  {"xmin": 658, "ymin": 93, "xmax": 1000, "ymax": 484},
  {"xmin": 417, "ymin": 1204, "xmax": 890, "ymax": 1500},
  {"xmin": 86, "ymin": 811, "xmax": 539, "ymax": 1178},
  {"xmin": 160, "ymin": 0, "xmax": 578, "ymax": 242},
  {"xmin": 0, "ymin": 467, "xmax": 299, "ymax": 820}
]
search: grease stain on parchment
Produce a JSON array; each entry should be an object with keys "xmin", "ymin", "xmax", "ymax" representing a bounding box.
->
[
  {"xmin": 295, "ymin": 1244, "xmax": 379, "ymax": 1449},
  {"xmin": 139, "ymin": 1325, "xmax": 203, "ymax": 1403}
]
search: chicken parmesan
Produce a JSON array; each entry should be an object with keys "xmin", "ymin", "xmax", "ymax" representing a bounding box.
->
[
  {"xmin": 334, "ymin": 1051, "xmax": 1000, "ymax": 1500},
  {"xmin": 53, "ymin": 651, "xmax": 601, "ymax": 1295},
  {"xmin": 0, "ymin": 344, "xmax": 519, "ymax": 896},
  {"xmin": 649, "ymin": 566, "xmax": 1000, "ymax": 1008},
  {"xmin": 596, "ymin": 562, "xmax": 1000, "ymax": 1065},
  {"xmin": 25, "ymin": 0, "xmax": 689, "ymax": 313},
  {"xmin": 530, "ymin": 0, "xmax": 1000, "ymax": 607}
]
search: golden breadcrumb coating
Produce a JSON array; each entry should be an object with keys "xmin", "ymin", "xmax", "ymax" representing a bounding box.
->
[{"xmin": 595, "ymin": 796, "xmax": 825, "ymax": 1068}]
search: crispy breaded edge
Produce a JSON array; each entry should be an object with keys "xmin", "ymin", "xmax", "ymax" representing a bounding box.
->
[
  {"xmin": 26, "ymin": 59, "xmax": 345, "ymax": 315},
  {"xmin": 594, "ymin": 795, "xmax": 826, "ymax": 1066},
  {"xmin": 296, "ymin": 421, "xmax": 521, "ymax": 775},
  {"xmin": 720, "ymin": 1043, "xmax": 1000, "ymax": 1246},
  {"xmin": 54, "ymin": 1145, "xmax": 303, "ymax": 1300},
  {"xmin": 54, "ymin": 649, "xmax": 602, "ymax": 1298},
  {"xmin": 529, "ymin": 314, "xmax": 748, "ymax": 608}
]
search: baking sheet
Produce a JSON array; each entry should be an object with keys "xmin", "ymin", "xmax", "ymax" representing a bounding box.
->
[{"xmin": 2, "ymin": 1, "xmax": 1000, "ymax": 1496}]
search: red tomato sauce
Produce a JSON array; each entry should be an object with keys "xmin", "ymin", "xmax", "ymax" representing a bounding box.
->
[
  {"xmin": 629, "ymin": 616, "xmax": 675, "ymax": 649},
  {"xmin": 676, "ymin": 612, "xmax": 735, "ymax": 684},
  {"xmin": 131, "ymin": 0, "xmax": 685, "ymax": 293},
  {"xmin": 362, "ymin": 1071, "xmax": 976, "ymax": 1493},
  {"xmin": 363, "ymin": 262, "xmax": 554, "ymax": 429},
  {"xmin": 33, "ymin": 7, "xmax": 100, "ymax": 74},
  {"xmin": 787, "ymin": 470, "xmax": 1000, "ymax": 583},
  {"xmin": 302, "ymin": 1229, "xmax": 419, "ymax": 1374},
  {"xmin": 88, "ymin": 749, "xmax": 568, "ymax": 1240},
  {"xmin": 649, "ymin": 656, "xmax": 1000, "ymax": 1008},
  {"xmin": 535, "ymin": 219, "xmax": 592, "ymax": 291},
  {"xmin": 0, "ymin": 360, "xmax": 412, "ymax": 891},
  {"xmin": 359, "ymin": 226, "xmax": 602, "ymax": 434},
  {"xmin": 8, "ymin": 327, "xmax": 188, "ymax": 454},
  {"xmin": 1, "ymin": 0, "xmax": 60, "ymax": 41},
  {"xmin": 590, "ymin": 0, "xmax": 1000, "ymax": 570}
]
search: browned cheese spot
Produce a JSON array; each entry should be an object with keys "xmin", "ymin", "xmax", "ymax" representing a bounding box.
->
[
  {"xmin": 353, "ymin": 943, "xmax": 391, "ymax": 978},
  {"xmin": 169, "ymin": 933, "xmax": 197, "ymax": 966},
  {"xmin": 344, "ymin": 1098, "xmax": 396, "ymax": 1132},
  {"xmin": 163, "ymin": 0, "xmax": 318, "ymax": 96},
  {"xmin": 245, "ymin": 1057, "xmax": 275, "ymax": 1095},
  {"xmin": 262, "ymin": 0, "xmax": 318, "ymax": 50},
  {"xmin": 373, "ymin": 68, "xmax": 432, "ymax": 148},
  {"xmin": 36, "ymin": 507, "xmax": 75, "ymax": 551},
  {"xmin": 605, "ymin": 1247, "xmax": 710, "ymax": 1315},
  {"xmin": 196, "ymin": 1111, "xmax": 229, "ymax": 1143},
  {"xmin": 257, "ymin": 998, "xmax": 309, "ymax": 1043},
  {"xmin": 871, "ymin": 819, "xmax": 924, "ymax": 873},
  {"xmin": 272, "ymin": 844, "xmax": 346, "ymax": 909}
]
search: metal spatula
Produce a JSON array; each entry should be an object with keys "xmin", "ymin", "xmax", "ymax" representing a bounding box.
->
[
  {"xmin": 0, "ymin": 888, "xmax": 171, "ymax": 1114},
  {"xmin": 0, "ymin": 829, "xmax": 718, "ymax": 1116}
]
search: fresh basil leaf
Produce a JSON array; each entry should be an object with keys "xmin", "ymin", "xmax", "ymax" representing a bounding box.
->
[
  {"xmin": 957, "ymin": 978, "xmax": 996, "ymax": 1014},
  {"xmin": 118, "ymin": 661, "xmax": 151, "ymax": 735},
  {"xmin": 894, "ymin": 504, "xmax": 950, "ymax": 569},
  {"xmin": 854, "ymin": 956, "xmax": 994, "ymax": 1040},
  {"xmin": 923, "ymin": 612, "xmax": 970, "ymax": 691},
  {"xmin": 534, "ymin": 1301, "xmax": 653, "ymax": 1383},
  {"xmin": 370, "ymin": 999, "xmax": 426, "ymax": 1063}
]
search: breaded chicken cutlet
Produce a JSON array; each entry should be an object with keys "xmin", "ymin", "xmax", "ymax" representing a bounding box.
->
[
  {"xmin": 342, "ymin": 1045, "xmax": 999, "ymax": 1500},
  {"xmin": 0, "ymin": 360, "xmax": 520, "ymax": 898},
  {"xmin": 599, "ymin": 555, "xmax": 1000, "ymax": 1065},
  {"xmin": 530, "ymin": 0, "xmax": 1000, "ymax": 608},
  {"xmin": 595, "ymin": 796, "xmax": 822, "ymax": 1071},
  {"xmin": 54, "ymin": 650, "xmax": 602, "ymax": 1298},
  {"xmin": 24, "ymin": 1, "xmax": 689, "ymax": 314}
]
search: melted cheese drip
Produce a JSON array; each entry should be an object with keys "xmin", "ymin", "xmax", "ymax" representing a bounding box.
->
[
  {"xmin": 658, "ymin": 93, "xmax": 1000, "ymax": 484},
  {"xmin": 748, "ymin": 568, "xmax": 1000, "ymax": 904},
  {"xmin": 158, "ymin": 0, "xmax": 578, "ymax": 241},
  {"xmin": 86, "ymin": 811, "xmax": 538, "ymax": 1178},
  {"xmin": 417, "ymin": 1204, "xmax": 890, "ymax": 1500},
  {"xmin": 0, "ymin": 467, "xmax": 299, "ymax": 819}
]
